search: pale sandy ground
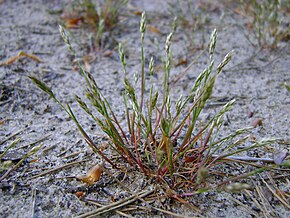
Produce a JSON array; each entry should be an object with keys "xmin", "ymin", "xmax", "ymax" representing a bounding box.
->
[{"xmin": 1, "ymin": 0, "xmax": 289, "ymax": 217}]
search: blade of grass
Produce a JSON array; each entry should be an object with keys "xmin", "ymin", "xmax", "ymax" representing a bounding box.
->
[
  {"xmin": 0, "ymin": 144, "xmax": 41, "ymax": 181},
  {"xmin": 0, "ymin": 129, "xmax": 25, "ymax": 145},
  {"xmin": 0, "ymin": 138, "xmax": 20, "ymax": 159}
]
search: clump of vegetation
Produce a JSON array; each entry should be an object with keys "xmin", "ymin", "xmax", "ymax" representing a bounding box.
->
[
  {"xmin": 30, "ymin": 12, "xmax": 281, "ymax": 203},
  {"xmin": 239, "ymin": 0, "xmax": 290, "ymax": 48},
  {"xmin": 61, "ymin": 0, "xmax": 127, "ymax": 49}
]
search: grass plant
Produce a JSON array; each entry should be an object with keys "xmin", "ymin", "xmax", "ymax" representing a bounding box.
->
[
  {"xmin": 30, "ymin": 12, "xmax": 280, "ymax": 200},
  {"xmin": 238, "ymin": 0, "xmax": 290, "ymax": 48},
  {"xmin": 61, "ymin": 0, "xmax": 127, "ymax": 49}
]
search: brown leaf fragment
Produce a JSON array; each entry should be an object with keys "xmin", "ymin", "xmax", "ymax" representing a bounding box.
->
[
  {"xmin": 19, "ymin": 51, "xmax": 44, "ymax": 62},
  {"xmin": 76, "ymin": 164, "xmax": 103, "ymax": 185},
  {"xmin": 64, "ymin": 17, "xmax": 83, "ymax": 28},
  {"xmin": 147, "ymin": 25, "xmax": 160, "ymax": 34},
  {"xmin": 75, "ymin": 191, "xmax": 86, "ymax": 198},
  {"xmin": 175, "ymin": 58, "xmax": 188, "ymax": 67},
  {"xmin": 134, "ymin": 11, "xmax": 142, "ymax": 16},
  {"xmin": 252, "ymin": 118, "xmax": 263, "ymax": 128},
  {"xmin": 273, "ymin": 149, "xmax": 288, "ymax": 165},
  {"xmin": 0, "ymin": 51, "xmax": 44, "ymax": 66},
  {"xmin": 60, "ymin": 12, "xmax": 83, "ymax": 29}
]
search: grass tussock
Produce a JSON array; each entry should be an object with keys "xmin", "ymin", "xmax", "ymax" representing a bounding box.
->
[
  {"xmin": 30, "ymin": 12, "xmax": 283, "ymax": 201},
  {"xmin": 61, "ymin": 0, "xmax": 127, "ymax": 49},
  {"xmin": 237, "ymin": 0, "xmax": 290, "ymax": 48}
]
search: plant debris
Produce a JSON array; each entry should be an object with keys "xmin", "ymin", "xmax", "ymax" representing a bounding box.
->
[
  {"xmin": 76, "ymin": 164, "xmax": 103, "ymax": 185},
  {"xmin": 0, "ymin": 51, "xmax": 44, "ymax": 66}
]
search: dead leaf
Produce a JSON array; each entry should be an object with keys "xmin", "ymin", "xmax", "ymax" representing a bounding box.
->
[
  {"xmin": 64, "ymin": 17, "xmax": 83, "ymax": 29},
  {"xmin": 0, "ymin": 51, "xmax": 44, "ymax": 66},
  {"xmin": 147, "ymin": 25, "xmax": 160, "ymax": 34},
  {"xmin": 252, "ymin": 118, "xmax": 262, "ymax": 128},
  {"xmin": 75, "ymin": 191, "xmax": 86, "ymax": 198},
  {"xmin": 76, "ymin": 164, "xmax": 103, "ymax": 185},
  {"xmin": 134, "ymin": 11, "xmax": 142, "ymax": 16},
  {"xmin": 175, "ymin": 58, "xmax": 188, "ymax": 67},
  {"xmin": 61, "ymin": 12, "xmax": 83, "ymax": 29}
]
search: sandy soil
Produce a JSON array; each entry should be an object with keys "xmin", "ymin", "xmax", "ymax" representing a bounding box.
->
[{"xmin": 1, "ymin": 0, "xmax": 289, "ymax": 217}]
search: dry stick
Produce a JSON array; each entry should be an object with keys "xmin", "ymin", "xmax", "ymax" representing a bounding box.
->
[
  {"xmin": 101, "ymin": 166, "xmax": 155, "ymax": 207},
  {"xmin": 255, "ymin": 185, "xmax": 276, "ymax": 218},
  {"xmin": 255, "ymin": 186, "xmax": 269, "ymax": 218},
  {"xmin": 123, "ymin": 205, "xmax": 193, "ymax": 218},
  {"xmin": 244, "ymin": 189, "xmax": 266, "ymax": 217},
  {"xmin": 120, "ymin": 205, "xmax": 150, "ymax": 212},
  {"xmin": 109, "ymin": 210, "xmax": 132, "ymax": 218},
  {"xmin": 76, "ymin": 190, "xmax": 154, "ymax": 218},
  {"xmin": 84, "ymin": 199, "xmax": 133, "ymax": 218},
  {"xmin": 28, "ymin": 159, "xmax": 87, "ymax": 180},
  {"xmin": 101, "ymin": 167, "xmax": 188, "ymax": 217},
  {"xmin": 266, "ymin": 173, "xmax": 289, "ymax": 202},
  {"xmin": 150, "ymin": 206, "xmax": 195, "ymax": 218},
  {"xmin": 261, "ymin": 176, "xmax": 290, "ymax": 210},
  {"xmin": 229, "ymin": 196, "xmax": 259, "ymax": 217}
]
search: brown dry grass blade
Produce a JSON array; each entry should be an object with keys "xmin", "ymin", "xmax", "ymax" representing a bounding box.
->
[
  {"xmin": 76, "ymin": 189, "xmax": 154, "ymax": 218},
  {"xmin": 0, "ymin": 51, "xmax": 44, "ymax": 66},
  {"xmin": 229, "ymin": 196, "xmax": 259, "ymax": 217},
  {"xmin": 262, "ymin": 174, "xmax": 290, "ymax": 210},
  {"xmin": 83, "ymin": 199, "xmax": 132, "ymax": 217},
  {"xmin": 28, "ymin": 160, "xmax": 87, "ymax": 180},
  {"xmin": 255, "ymin": 185, "xmax": 278, "ymax": 217}
]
